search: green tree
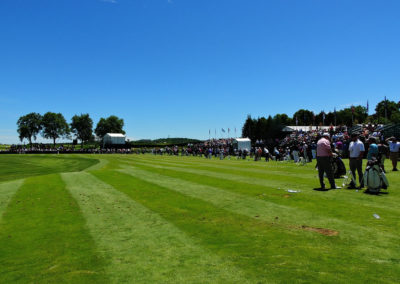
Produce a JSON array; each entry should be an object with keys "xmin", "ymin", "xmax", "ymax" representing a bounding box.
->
[
  {"xmin": 273, "ymin": 113, "xmax": 292, "ymax": 126},
  {"xmin": 16, "ymin": 112, "xmax": 42, "ymax": 145},
  {"xmin": 292, "ymin": 109, "xmax": 314, "ymax": 125},
  {"xmin": 241, "ymin": 115, "xmax": 256, "ymax": 140},
  {"xmin": 95, "ymin": 115, "xmax": 125, "ymax": 139},
  {"xmin": 41, "ymin": 112, "xmax": 70, "ymax": 146},
  {"xmin": 375, "ymin": 99, "xmax": 400, "ymax": 123},
  {"xmin": 335, "ymin": 106, "xmax": 367, "ymax": 126},
  {"xmin": 70, "ymin": 114, "xmax": 93, "ymax": 146}
]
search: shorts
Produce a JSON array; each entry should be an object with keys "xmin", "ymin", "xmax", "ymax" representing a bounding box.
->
[{"xmin": 390, "ymin": 152, "xmax": 399, "ymax": 161}]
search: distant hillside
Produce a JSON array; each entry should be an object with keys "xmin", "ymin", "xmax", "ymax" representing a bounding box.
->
[{"xmin": 130, "ymin": 138, "xmax": 202, "ymax": 147}]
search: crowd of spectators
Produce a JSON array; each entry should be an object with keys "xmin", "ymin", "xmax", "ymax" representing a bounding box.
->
[
  {"xmin": 1, "ymin": 144, "xmax": 132, "ymax": 154},
  {"xmin": 1, "ymin": 124, "xmax": 398, "ymax": 165}
]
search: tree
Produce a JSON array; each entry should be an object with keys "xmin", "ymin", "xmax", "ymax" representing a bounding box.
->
[
  {"xmin": 292, "ymin": 109, "xmax": 314, "ymax": 125},
  {"xmin": 241, "ymin": 115, "xmax": 256, "ymax": 140},
  {"xmin": 273, "ymin": 113, "xmax": 292, "ymax": 126},
  {"xmin": 41, "ymin": 112, "xmax": 70, "ymax": 145},
  {"xmin": 375, "ymin": 99, "xmax": 400, "ymax": 123},
  {"xmin": 95, "ymin": 115, "xmax": 125, "ymax": 139},
  {"xmin": 70, "ymin": 113, "xmax": 93, "ymax": 146},
  {"xmin": 16, "ymin": 112, "xmax": 42, "ymax": 146}
]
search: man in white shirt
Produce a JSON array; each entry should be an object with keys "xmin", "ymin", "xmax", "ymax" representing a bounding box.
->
[
  {"xmin": 348, "ymin": 133, "xmax": 365, "ymax": 188},
  {"xmin": 387, "ymin": 136, "xmax": 400, "ymax": 171}
]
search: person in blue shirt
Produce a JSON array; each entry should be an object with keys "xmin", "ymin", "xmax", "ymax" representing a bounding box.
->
[{"xmin": 367, "ymin": 137, "xmax": 379, "ymax": 160}]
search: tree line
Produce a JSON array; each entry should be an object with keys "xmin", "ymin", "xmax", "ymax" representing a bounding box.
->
[
  {"xmin": 17, "ymin": 112, "xmax": 125, "ymax": 146},
  {"xmin": 242, "ymin": 99, "xmax": 400, "ymax": 141}
]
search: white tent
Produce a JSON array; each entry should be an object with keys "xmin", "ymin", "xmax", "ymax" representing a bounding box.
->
[
  {"xmin": 233, "ymin": 138, "xmax": 251, "ymax": 151},
  {"xmin": 103, "ymin": 133, "xmax": 126, "ymax": 147}
]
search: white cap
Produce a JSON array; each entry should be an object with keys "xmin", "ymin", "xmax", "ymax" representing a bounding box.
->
[{"xmin": 322, "ymin": 133, "xmax": 330, "ymax": 137}]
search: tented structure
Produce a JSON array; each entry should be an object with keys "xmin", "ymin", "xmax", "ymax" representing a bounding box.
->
[
  {"xmin": 103, "ymin": 133, "xmax": 126, "ymax": 147},
  {"xmin": 233, "ymin": 138, "xmax": 251, "ymax": 151}
]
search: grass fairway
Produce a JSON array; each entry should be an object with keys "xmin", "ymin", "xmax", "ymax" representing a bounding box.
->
[{"xmin": 0, "ymin": 154, "xmax": 399, "ymax": 283}]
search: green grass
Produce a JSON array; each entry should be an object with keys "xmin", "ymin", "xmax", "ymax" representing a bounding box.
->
[
  {"xmin": 0, "ymin": 155, "xmax": 98, "ymax": 182},
  {"xmin": 0, "ymin": 174, "xmax": 108, "ymax": 283},
  {"xmin": 0, "ymin": 154, "xmax": 399, "ymax": 283}
]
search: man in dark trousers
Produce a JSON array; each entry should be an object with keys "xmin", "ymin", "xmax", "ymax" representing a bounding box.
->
[
  {"xmin": 316, "ymin": 133, "xmax": 338, "ymax": 190},
  {"xmin": 348, "ymin": 133, "xmax": 365, "ymax": 188}
]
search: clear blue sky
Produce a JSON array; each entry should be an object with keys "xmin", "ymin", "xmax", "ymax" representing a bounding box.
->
[{"xmin": 1, "ymin": 0, "xmax": 399, "ymax": 143}]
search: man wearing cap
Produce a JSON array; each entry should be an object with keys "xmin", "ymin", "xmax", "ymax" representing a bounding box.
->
[
  {"xmin": 348, "ymin": 133, "xmax": 365, "ymax": 188},
  {"xmin": 386, "ymin": 136, "xmax": 400, "ymax": 171},
  {"xmin": 316, "ymin": 133, "xmax": 337, "ymax": 189}
]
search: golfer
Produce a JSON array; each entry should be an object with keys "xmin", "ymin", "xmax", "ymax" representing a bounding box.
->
[{"xmin": 316, "ymin": 133, "xmax": 337, "ymax": 190}]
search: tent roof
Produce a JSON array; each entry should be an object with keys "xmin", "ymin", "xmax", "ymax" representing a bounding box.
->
[{"xmin": 105, "ymin": 133, "xmax": 126, "ymax": 138}]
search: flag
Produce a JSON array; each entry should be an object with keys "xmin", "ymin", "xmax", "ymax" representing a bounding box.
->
[
  {"xmin": 322, "ymin": 111, "xmax": 325, "ymax": 120},
  {"xmin": 366, "ymin": 100, "xmax": 369, "ymax": 112},
  {"xmin": 295, "ymin": 116, "xmax": 298, "ymax": 126},
  {"xmin": 334, "ymin": 107, "xmax": 336, "ymax": 115},
  {"xmin": 209, "ymin": 129, "xmax": 210, "ymax": 135},
  {"xmin": 221, "ymin": 128, "xmax": 226, "ymax": 133},
  {"xmin": 351, "ymin": 105, "xmax": 355, "ymax": 114},
  {"xmin": 228, "ymin": 128, "xmax": 230, "ymax": 133}
]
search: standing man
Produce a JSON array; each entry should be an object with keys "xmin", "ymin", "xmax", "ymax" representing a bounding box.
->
[
  {"xmin": 386, "ymin": 137, "xmax": 400, "ymax": 171},
  {"xmin": 316, "ymin": 133, "xmax": 337, "ymax": 190},
  {"xmin": 348, "ymin": 133, "xmax": 365, "ymax": 188}
]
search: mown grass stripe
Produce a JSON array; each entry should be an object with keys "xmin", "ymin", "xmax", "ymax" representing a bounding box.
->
[
  {"xmin": 129, "ymin": 156, "xmax": 315, "ymax": 178},
  {"xmin": 129, "ymin": 159, "xmax": 308, "ymax": 190},
  {"xmin": 0, "ymin": 180, "xmax": 23, "ymax": 219},
  {"xmin": 119, "ymin": 166, "xmax": 362, "ymax": 233},
  {"xmin": 130, "ymin": 154, "xmax": 318, "ymax": 173},
  {"xmin": 0, "ymin": 155, "xmax": 99, "ymax": 182},
  {"xmin": 128, "ymin": 158, "xmax": 400, "ymax": 209},
  {"xmin": 95, "ymin": 169, "xmax": 400, "ymax": 282},
  {"xmin": 0, "ymin": 174, "xmax": 108, "ymax": 283},
  {"xmin": 92, "ymin": 169, "xmax": 352, "ymax": 283},
  {"xmin": 62, "ymin": 171, "xmax": 248, "ymax": 283},
  {"xmin": 128, "ymin": 161, "xmax": 400, "ymax": 223},
  {"xmin": 119, "ymin": 165, "xmax": 400, "ymax": 262}
]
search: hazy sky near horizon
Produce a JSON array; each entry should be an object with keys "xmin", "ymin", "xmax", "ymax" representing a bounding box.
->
[{"xmin": 1, "ymin": 0, "xmax": 399, "ymax": 143}]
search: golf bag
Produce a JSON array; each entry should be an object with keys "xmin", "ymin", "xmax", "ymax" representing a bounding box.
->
[
  {"xmin": 363, "ymin": 158, "xmax": 389, "ymax": 193},
  {"xmin": 332, "ymin": 154, "xmax": 346, "ymax": 178}
]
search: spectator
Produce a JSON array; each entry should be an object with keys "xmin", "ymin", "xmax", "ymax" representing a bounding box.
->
[{"xmin": 348, "ymin": 133, "xmax": 365, "ymax": 189}]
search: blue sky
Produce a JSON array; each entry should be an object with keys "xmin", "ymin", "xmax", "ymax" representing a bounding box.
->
[{"xmin": 1, "ymin": 0, "xmax": 399, "ymax": 143}]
